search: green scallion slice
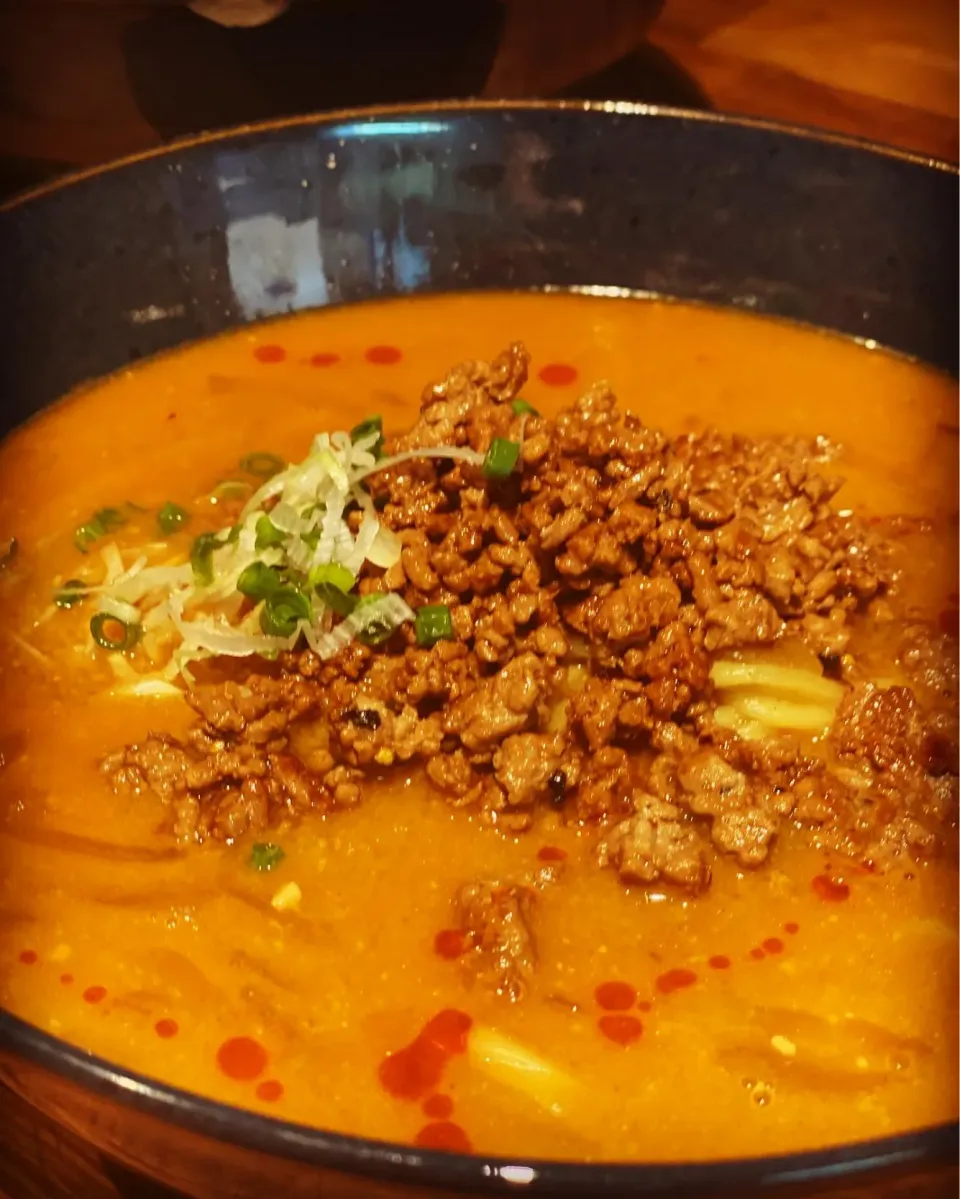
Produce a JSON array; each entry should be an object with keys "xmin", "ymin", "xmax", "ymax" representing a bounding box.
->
[
  {"xmin": 350, "ymin": 414, "xmax": 384, "ymax": 459},
  {"xmin": 310, "ymin": 562, "xmax": 357, "ymax": 617},
  {"xmin": 210, "ymin": 480, "xmax": 252, "ymax": 504},
  {"xmin": 354, "ymin": 594, "xmax": 400, "ymax": 646},
  {"xmin": 157, "ymin": 501, "xmax": 190, "ymax": 535},
  {"xmin": 55, "ymin": 578, "xmax": 87, "ymax": 609},
  {"xmin": 415, "ymin": 604, "xmax": 454, "ymax": 648},
  {"xmin": 189, "ymin": 531, "xmax": 220, "ymax": 586},
  {"xmin": 90, "ymin": 612, "xmax": 141, "ymax": 652},
  {"xmin": 254, "ymin": 514, "xmax": 286, "ymax": 551},
  {"xmin": 237, "ymin": 561, "xmax": 283, "ymax": 601},
  {"xmin": 511, "ymin": 398, "xmax": 540, "ymax": 417},
  {"xmin": 240, "ymin": 452, "xmax": 285, "ymax": 479},
  {"xmin": 74, "ymin": 507, "xmax": 126, "ymax": 553},
  {"xmin": 482, "ymin": 438, "xmax": 521, "ymax": 480},
  {"xmin": 259, "ymin": 586, "xmax": 312, "ymax": 638},
  {"xmin": 250, "ymin": 842, "xmax": 285, "ymax": 871}
]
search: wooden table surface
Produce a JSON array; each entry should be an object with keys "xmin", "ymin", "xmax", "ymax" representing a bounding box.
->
[
  {"xmin": 650, "ymin": 0, "xmax": 958, "ymax": 161},
  {"xmin": 0, "ymin": 0, "xmax": 955, "ymax": 194},
  {"xmin": 0, "ymin": 1, "xmax": 956, "ymax": 1196}
]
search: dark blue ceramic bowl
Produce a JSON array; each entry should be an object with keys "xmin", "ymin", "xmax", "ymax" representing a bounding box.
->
[{"xmin": 0, "ymin": 103, "xmax": 957, "ymax": 1199}]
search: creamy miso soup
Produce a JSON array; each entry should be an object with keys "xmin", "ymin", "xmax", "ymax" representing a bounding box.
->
[{"xmin": 0, "ymin": 293, "xmax": 956, "ymax": 1162}]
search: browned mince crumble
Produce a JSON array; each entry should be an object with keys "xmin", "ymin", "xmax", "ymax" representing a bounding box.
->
[{"xmin": 104, "ymin": 343, "xmax": 958, "ymax": 991}]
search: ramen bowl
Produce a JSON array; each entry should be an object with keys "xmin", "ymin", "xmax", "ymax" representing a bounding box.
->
[{"xmin": 0, "ymin": 103, "xmax": 957, "ymax": 1199}]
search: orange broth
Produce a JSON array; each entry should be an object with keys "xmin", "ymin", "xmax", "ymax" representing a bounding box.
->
[{"xmin": 0, "ymin": 293, "xmax": 956, "ymax": 1161}]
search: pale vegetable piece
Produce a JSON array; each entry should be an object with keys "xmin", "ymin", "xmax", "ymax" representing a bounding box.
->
[
  {"xmin": 713, "ymin": 704, "xmax": 770, "ymax": 742},
  {"xmin": 469, "ymin": 1026, "xmax": 578, "ymax": 1117},
  {"xmin": 547, "ymin": 699, "xmax": 569, "ymax": 733},
  {"xmin": 732, "ymin": 694, "xmax": 835, "ymax": 731},
  {"xmin": 112, "ymin": 678, "xmax": 184, "ymax": 699},
  {"xmin": 710, "ymin": 660, "xmax": 844, "ymax": 706},
  {"xmin": 270, "ymin": 881, "xmax": 302, "ymax": 912}
]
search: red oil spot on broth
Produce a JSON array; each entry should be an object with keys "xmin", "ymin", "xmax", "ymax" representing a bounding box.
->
[
  {"xmin": 60, "ymin": 973, "xmax": 73, "ymax": 986},
  {"xmin": 433, "ymin": 929, "xmax": 468, "ymax": 960},
  {"xmin": 253, "ymin": 344, "xmax": 286, "ymax": 364},
  {"xmin": 217, "ymin": 1036, "xmax": 269, "ymax": 1081},
  {"xmin": 749, "ymin": 947, "xmax": 766, "ymax": 961},
  {"xmin": 708, "ymin": 955, "xmax": 731, "ymax": 970},
  {"xmin": 636, "ymin": 1000, "xmax": 653, "ymax": 1013},
  {"xmin": 762, "ymin": 937, "xmax": 785, "ymax": 955},
  {"xmin": 422, "ymin": 1093, "xmax": 454, "ymax": 1120},
  {"xmin": 379, "ymin": 1038, "xmax": 445, "ymax": 1102},
  {"xmin": 365, "ymin": 344, "xmax": 402, "ymax": 365},
  {"xmin": 256, "ymin": 1080, "xmax": 285, "ymax": 1102},
  {"xmin": 537, "ymin": 845, "xmax": 567, "ymax": 862},
  {"xmin": 308, "ymin": 352, "xmax": 340, "ymax": 368},
  {"xmin": 655, "ymin": 968, "xmax": 697, "ymax": 995},
  {"xmin": 812, "ymin": 874, "xmax": 850, "ymax": 902},
  {"xmin": 783, "ymin": 921, "xmax": 800, "ymax": 935},
  {"xmin": 414, "ymin": 1121, "xmax": 473, "ymax": 1153},
  {"xmin": 154, "ymin": 1019, "xmax": 179, "ymax": 1039},
  {"xmin": 83, "ymin": 985, "xmax": 107, "ymax": 1004},
  {"xmin": 379, "ymin": 1009, "xmax": 472, "ymax": 1101},
  {"xmin": 598, "ymin": 1014, "xmax": 644, "ymax": 1046},
  {"xmin": 594, "ymin": 981, "xmax": 637, "ymax": 1011},
  {"xmin": 423, "ymin": 1008, "xmax": 472, "ymax": 1056},
  {"xmin": 538, "ymin": 362, "xmax": 578, "ymax": 387},
  {"xmin": 18, "ymin": 949, "xmax": 37, "ymax": 965}
]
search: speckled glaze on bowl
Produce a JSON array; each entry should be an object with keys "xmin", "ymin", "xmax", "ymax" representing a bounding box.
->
[{"xmin": 0, "ymin": 103, "xmax": 957, "ymax": 1199}]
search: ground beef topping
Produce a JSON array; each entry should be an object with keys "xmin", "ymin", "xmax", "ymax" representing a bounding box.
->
[{"xmin": 104, "ymin": 344, "xmax": 958, "ymax": 908}]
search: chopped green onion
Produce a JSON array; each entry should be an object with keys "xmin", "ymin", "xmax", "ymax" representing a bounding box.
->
[
  {"xmin": 511, "ymin": 398, "xmax": 540, "ymax": 417},
  {"xmin": 483, "ymin": 438, "xmax": 521, "ymax": 480},
  {"xmin": 255, "ymin": 514, "xmax": 286, "ymax": 551},
  {"xmin": 157, "ymin": 502, "xmax": 190, "ymax": 535},
  {"xmin": 310, "ymin": 562, "xmax": 357, "ymax": 617},
  {"xmin": 354, "ymin": 594, "xmax": 401, "ymax": 645},
  {"xmin": 210, "ymin": 480, "xmax": 252, "ymax": 504},
  {"xmin": 250, "ymin": 842, "xmax": 285, "ymax": 872},
  {"xmin": 237, "ymin": 561, "xmax": 283, "ymax": 601},
  {"xmin": 240, "ymin": 452, "xmax": 285, "ymax": 479},
  {"xmin": 415, "ymin": 604, "xmax": 454, "ymax": 648},
  {"xmin": 189, "ymin": 531, "xmax": 220, "ymax": 586},
  {"xmin": 74, "ymin": 507, "xmax": 126, "ymax": 553},
  {"xmin": 350, "ymin": 415, "xmax": 384, "ymax": 459},
  {"xmin": 55, "ymin": 578, "xmax": 87, "ymax": 609},
  {"xmin": 90, "ymin": 612, "xmax": 140, "ymax": 652},
  {"xmin": 309, "ymin": 562, "xmax": 355, "ymax": 592},
  {"xmin": 259, "ymin": 586, "xmax": 311, "ymax": 637}
]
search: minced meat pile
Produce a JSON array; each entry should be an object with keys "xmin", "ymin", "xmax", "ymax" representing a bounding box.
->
[{"xmin": 105, "ymin": 343, "xmax": 959, "ymax": 899}]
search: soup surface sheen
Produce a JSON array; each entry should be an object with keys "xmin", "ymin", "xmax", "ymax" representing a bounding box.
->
[{"xmin": 0, "ymin": 294, "xmax": 956, "ymax": 1163}]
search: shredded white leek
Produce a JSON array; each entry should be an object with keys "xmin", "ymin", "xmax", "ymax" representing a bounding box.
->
[{"xmin": 59, "ymin": 422, "xmax": 480, "ymax": 682}]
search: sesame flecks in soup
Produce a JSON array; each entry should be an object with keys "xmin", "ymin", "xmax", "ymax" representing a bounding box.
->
[{"xmin": 0, "ymin": 293, "xmax": 956, "ymax": 1162}]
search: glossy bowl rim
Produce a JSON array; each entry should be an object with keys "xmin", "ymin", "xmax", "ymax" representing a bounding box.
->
[
  {"xmin": 0, "ymin": 101, "xmax": 957, "ymax": 1193},
  {"xmin": 1, "ymin": 98, "xmax": 956, "ymax": 215}
]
